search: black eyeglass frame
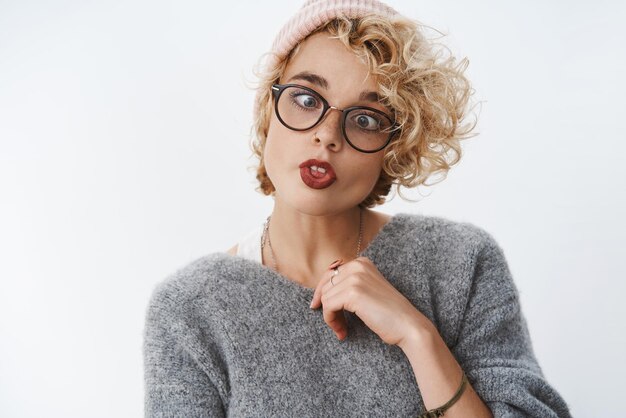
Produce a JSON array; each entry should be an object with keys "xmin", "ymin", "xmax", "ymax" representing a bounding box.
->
[{"xmin": 271, "ymin": 83, "xmax": 400, "ymax": 154}]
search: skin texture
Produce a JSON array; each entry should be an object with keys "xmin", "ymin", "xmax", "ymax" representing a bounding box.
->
[
  {"xmin": 309, "ymin": 256, "xmax": 427, "ymax": 346},
  {"xmin": 225, "ymin": 208, "xmax": 391, "ymax": 258},
  {"xmin": 229, "ymin": 31, "xmax": 493, "ymax": 417},
  {"xmin": 248, "ymin": 31, "xmax": 397, "ymax": 289}
]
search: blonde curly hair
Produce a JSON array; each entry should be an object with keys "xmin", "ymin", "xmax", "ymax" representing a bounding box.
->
[{"xmin": 248, "ymin": 14, "xmax": 479, "ymax": 208}]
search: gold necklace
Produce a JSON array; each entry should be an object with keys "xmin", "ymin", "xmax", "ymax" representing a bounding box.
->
[{"xmin": 261, "ymin": 207, "xmax": 364, "ymax": 273}]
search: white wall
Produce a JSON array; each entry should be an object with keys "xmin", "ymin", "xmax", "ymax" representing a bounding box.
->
[{"xmin": 1, "ymin": 1, "xmax": 623, "ymax": 416}]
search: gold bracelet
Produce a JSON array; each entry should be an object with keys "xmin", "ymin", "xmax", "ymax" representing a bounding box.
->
[{"xmin": 417, "ymin": 371, "xmax": 468, "ymax": 418}]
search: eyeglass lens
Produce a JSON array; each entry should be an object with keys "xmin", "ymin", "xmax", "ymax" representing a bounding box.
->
[{"xmin": 276, "ymin": 86, "xmax": 393, "ymax": 152}]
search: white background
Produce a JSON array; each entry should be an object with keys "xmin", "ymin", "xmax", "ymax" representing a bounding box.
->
[{"xmin": 1, "ymin": 0, "xmax": 624, "ymax": 416}]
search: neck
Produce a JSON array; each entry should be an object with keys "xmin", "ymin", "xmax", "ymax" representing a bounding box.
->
[{"xmin": 264, "ymin": 201, "xmax": 366, "ymax": 285}]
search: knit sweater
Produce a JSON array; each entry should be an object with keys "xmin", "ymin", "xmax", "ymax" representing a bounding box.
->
[{"xmin": 143, "ymin": 212, "xmax": 572, "ymax": 417}]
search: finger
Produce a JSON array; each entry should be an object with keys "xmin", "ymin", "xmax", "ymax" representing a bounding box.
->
[
  {"xmin": 310, "ymin": 259, "xmax": 342, "ymax": 309},
  {"xmin": 313, "ymin": 262, "xmax": 348, "ymax": 309},
  {"xmin": 310, "ymin": 272, "xmax": 328, "ymax": 309},
  {"xmin": 321, "ymin": 291, "xmax": 349, "ymax": 340},
  {"xmin": 328, "ymin": 259, "xmax": 343, "ymax": 270}
]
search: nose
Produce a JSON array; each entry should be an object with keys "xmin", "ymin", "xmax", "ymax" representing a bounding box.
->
[{"xmin": 311, "ymin": 107, "xmax": 344, "ymax": 151}]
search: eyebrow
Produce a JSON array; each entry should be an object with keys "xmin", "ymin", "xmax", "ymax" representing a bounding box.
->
[{"xmin": 287, "ymin": 71, "xmax": 381, "ymax": 103}]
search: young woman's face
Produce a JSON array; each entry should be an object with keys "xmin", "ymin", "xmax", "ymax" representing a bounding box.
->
[{"xmin": 264, "ymin": 31, "xmax": 391, "ymax": 215}]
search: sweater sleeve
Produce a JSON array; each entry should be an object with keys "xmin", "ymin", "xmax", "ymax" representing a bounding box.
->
[
  {"xmin": 143, "ymin": 282, "xmax": 227, "ymax": 418},
  {"xmin": 451, "ymin": 231, "xmax": 572, "ymax": 418}
]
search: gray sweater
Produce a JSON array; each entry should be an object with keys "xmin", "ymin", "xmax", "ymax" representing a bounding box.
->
[{"xmin": 143, "ymin": 213, "xmax": 572, "ymax": 417}]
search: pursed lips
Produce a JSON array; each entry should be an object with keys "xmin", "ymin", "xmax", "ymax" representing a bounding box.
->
[{"xmin": 298, "ymin": 159, "xmax": 337, "ymax": 180}]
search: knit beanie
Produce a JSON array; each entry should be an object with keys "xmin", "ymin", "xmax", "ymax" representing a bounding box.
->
[{"xmin": 253, "ymin": 0, "xmax": 402, "ymax": 123}]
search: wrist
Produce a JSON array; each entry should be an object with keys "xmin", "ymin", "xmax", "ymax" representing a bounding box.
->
[{"xmin": 397, "ymin": 313, "xmax": 438, "ymax": 352}]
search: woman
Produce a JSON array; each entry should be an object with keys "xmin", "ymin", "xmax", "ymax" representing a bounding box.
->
[{"xmin": 143, "ymin": 1, "xmax": 572, "ymax": 417}]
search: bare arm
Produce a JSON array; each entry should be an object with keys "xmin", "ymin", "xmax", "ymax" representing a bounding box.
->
[{"xmin": 398, "ymin": 320, "xmax": 493, "ymax": 417}]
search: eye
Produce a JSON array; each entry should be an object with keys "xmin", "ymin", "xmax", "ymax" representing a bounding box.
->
[
  {"xmin": 289, "ymin": 90, "xmax": 321, "ymax": 110},
  {"xmin": 350, "ymin": 112, "xmax": 383, "ymax": 131}
]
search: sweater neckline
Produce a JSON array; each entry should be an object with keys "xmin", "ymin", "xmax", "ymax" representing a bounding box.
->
[{"xmin": 246, "ymin": 212, "xmax": 407, "ymax": 299}]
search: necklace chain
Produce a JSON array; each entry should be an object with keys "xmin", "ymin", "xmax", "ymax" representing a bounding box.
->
[{"xmin": 261, "ymin": 207, "xmax": 363, "ymax": 273}]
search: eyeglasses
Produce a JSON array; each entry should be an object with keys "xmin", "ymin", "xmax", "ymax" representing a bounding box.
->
[{"xmin": 271, "ymin": 83, "xmax": 399, "ymax": 153}]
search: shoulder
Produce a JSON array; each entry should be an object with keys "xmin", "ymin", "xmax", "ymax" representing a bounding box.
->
[
  {"xmin": 406, "ymin": 214, "xmax": 516, "ymax": 301},
  {"xmin": 226, "ymin": 244, "xmax": 238, "ymax": 256},
  {"xmin": 145, "ymin": 252, "xmax": 231, "ymax": 318},
  {"xmin": 394, "ymin": 212, "xmax": 501, "ymax": 255}
]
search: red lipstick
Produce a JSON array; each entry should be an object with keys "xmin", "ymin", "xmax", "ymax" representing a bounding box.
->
[{"xmin": 298, "ymin": 159, "xmax": 337, "ymax": 189}]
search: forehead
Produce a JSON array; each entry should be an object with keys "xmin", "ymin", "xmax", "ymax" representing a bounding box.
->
[{"xmin": 281, "ymin": 32, "xmax": 380, "ymax": 95}]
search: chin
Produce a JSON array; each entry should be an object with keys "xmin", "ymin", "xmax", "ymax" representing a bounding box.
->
[
  {"xmin": 271, "ymin": 172, "xmax": 372, "ymax": 212},
  {"xmin": 279, "ymin": 189, "xmax": 364, "ymax": 217}
]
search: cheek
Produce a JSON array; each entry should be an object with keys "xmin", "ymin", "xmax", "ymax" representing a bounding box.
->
[
  {"xmin": 265, "ymin": 118, "xmax": 310, "ymax": 164},
  {"xmin": 364, "ymin": 158, "xmax": 385, "ymax": 190},
  {"xmin": 263, "ymin": 137, "xmax": 279, "ymax": 179},
  {"xmin": 264, "ymin": 121, "xmax": 282, "ymax": 164},
  {"xmin": 343, "ymin": 158, "xmax": 383, "ymax": 188},
  {"xmin": 263, "ymin": 126, "xmax": 295, "ymax": 181},
  {"xmin": 365, "ymin": 155, "xmax": 384, "ymax": 177},
  {"xmin": 368, "ymin": 158, "xmax": 384, "ymax": 177},
  {"xmin": 365, "ymin": 166, "xmax": 383, "ymax": 188}
]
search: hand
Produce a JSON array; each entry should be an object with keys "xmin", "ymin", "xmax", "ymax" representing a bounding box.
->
[{"xmin": 309, "ymin": 256, "xmax": 431, "ymax": 346}]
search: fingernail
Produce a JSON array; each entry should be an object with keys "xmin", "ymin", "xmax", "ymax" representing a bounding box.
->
[
  {"xmin": 328, "ymin": 259, "xmax": 343, "ymax": 269},
  {"xmin": 309, "ymin": 299, "xmax": 314, "ymax": 308}
]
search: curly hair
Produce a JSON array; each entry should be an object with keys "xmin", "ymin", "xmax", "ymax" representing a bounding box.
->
[{"xmin": 248, "ymin": 14, "xmax": 479, "ymax": 208}]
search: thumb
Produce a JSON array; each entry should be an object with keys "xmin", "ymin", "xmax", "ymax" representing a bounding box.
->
[{"xmin": 309, "ymin": 259, "xmax": 343, "ymax": 309}]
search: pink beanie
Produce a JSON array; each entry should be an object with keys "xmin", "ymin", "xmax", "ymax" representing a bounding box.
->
[{"xmin": 253, "ymin": 0, "xmax": 401, "ymax": 122}]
